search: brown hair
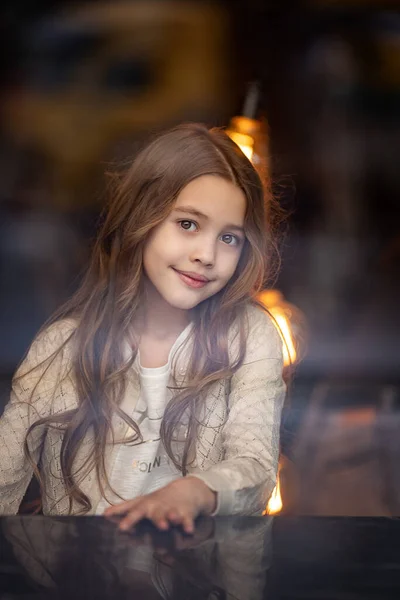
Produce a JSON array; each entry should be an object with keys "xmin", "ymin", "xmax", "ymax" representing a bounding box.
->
[{"xmin": 22, "ymin": 123, "xmax": 282, "ymax": 513}]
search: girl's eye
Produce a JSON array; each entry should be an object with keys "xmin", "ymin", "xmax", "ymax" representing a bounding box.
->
[
  {"xmin": 178, "ymin": 220, "xmax": 197, "ymax": 232},
  {"xmin": 221, "ymin": 233, "xmax": 240, "ymax": 246}
]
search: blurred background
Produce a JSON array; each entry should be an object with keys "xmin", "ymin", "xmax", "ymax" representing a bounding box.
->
[{"xmin": 0, "ymin": 0, "xmax": 399, "ymax": 516}]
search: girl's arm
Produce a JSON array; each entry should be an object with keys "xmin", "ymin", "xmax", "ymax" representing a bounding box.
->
[
  {"xmin": 0, "ymin": 321, "xmax": 73, "ymax": 515},
  {"xmin": 190, "ymin": 307, "xmax": 286, "ymax": 516}
]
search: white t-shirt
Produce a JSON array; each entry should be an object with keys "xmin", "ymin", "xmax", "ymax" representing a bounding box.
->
[{"xmin": 95, "ymin": 327, "xmax": 190, "ymax": 514}]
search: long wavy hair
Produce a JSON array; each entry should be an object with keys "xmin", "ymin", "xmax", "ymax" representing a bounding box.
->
[{"xmin": 21, "ymin": 123, "xmax": 283, "ymax": 513}]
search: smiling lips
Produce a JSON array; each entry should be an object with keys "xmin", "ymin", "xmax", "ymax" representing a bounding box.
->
[{"xmin": 173, "ymin": 268, "xmax": 211, "ymax": 289}]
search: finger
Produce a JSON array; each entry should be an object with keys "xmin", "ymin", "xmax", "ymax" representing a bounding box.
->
[
  {"xmin": 119, "ymin": 507, "xmax": 146, "ymax": 531},
  {"xmin": 181, "ymin": 514, "xmax": 195, "ymax": 535},
  {"xmin": 104, "ymin": 499, "xmax": 139, "ymax": 517},
  {"xmin": 150, "ymin": 508, "xmax": 170, "ymax": 531},
  {"xmin": 167, "ymin": 510, "xmax": 183, "ymax": 525}
]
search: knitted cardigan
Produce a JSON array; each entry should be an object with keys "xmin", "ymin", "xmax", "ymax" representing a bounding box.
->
[{"xmin": 0, "ymin": 304, "xmax": 285, "ymax": 516}]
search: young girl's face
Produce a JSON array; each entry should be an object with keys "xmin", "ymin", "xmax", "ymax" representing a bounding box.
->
[{"xmin": 143, "ymin": 175, "xmax": 246, "ymax": 311}]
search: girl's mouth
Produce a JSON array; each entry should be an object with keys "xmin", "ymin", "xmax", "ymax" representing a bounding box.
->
[{"xmin": 173, "ymin": 269, "xmax": 210, "ymax": 289}]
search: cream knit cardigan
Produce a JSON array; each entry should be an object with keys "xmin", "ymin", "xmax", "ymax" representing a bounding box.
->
[{"xmin": 0, "ymin": 304, "xmax": 285, "ymax": 516}]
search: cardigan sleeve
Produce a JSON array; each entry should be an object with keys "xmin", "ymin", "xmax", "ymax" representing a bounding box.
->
[
  {"xmin": 190, "ymin": 306, "xmax": 286, "ymax": 516},
  {"xmin": 0, "ymin": 320, "xmax": 75, "ymax": 515}
]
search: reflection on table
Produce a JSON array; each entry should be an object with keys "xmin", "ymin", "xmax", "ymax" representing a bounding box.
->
[{"xmin": 1, "ymin": 515, "xmax": 400, "ymax": 599}]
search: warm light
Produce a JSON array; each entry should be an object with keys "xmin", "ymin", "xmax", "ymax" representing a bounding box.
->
[
  {"xmin": 258, "ymin": 291, "xmax": 304, "ymax": 517},
  {"xmin": 257, "ymin": 290, "xmax": 297, "ymax": 367},
  {"xmin": 269, "ymin": 310, "xmax": 297, "ymax": 367},
  {"xmin": 266, "ymin": 473, "xmax": 283, "ymax": 515},
  {"xmin": 226, "ymin": 115, "xmax": 261, "ymax": 162},
  {"xmin": 226, "ymin": 131, "xmax": 254, "ymax": 161}
]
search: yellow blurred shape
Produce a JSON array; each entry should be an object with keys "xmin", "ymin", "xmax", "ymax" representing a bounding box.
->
[
  {"xmin": 226, "ymin": 131, "xmax": 254, "ymax": 161},
  {"xmin": 257, "ymin": 289, "xmax": 297, "ymax": 367},
  {"xmin": 226, "ymin": 115, "xmax": 262, "ymax": 161},
  {"xmin": 266, "ymin": 476, "xmax": 283, "ymax": 515},
  {"xmin": 3, "ymin": 0, "xmax": 230, "ymax": 210}
]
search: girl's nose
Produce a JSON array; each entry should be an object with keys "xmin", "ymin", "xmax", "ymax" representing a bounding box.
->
[{"xmin": 190, "ymin": 238, "xmax": 216, "ymax": 268}]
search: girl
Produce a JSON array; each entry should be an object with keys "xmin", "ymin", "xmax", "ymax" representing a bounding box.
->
[{"xmin": 0, "ymin": 123, "xmax": 286, "ymax": 533}]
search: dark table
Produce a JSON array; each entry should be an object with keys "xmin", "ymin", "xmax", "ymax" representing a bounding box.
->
[{"xmin": 0, "ymin": 515, "xmax": 399, "ymax": 599}]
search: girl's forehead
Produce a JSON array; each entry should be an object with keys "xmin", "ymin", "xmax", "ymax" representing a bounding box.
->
[
  {"xmin": 177, "ymin": 174, "xmax": 237, "ymax": 195},
  {"xmin": 174, "ymin": 175, "xmax": 246, "ymax": 222}
]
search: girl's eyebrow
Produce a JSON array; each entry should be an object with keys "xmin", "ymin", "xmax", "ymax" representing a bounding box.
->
[{"xmin": 173, "ymin": 205, "xmax": 245, "ymax": 233}]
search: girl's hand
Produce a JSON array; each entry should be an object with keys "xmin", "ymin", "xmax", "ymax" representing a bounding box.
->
[{"xmin": 103, "ymin": 477, "xmax": 217, "ymax": 534}]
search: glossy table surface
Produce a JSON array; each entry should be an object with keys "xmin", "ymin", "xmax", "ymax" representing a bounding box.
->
[{"xmin": 0, "ymin": 515, "xmax": 399, "ymax": 599}]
